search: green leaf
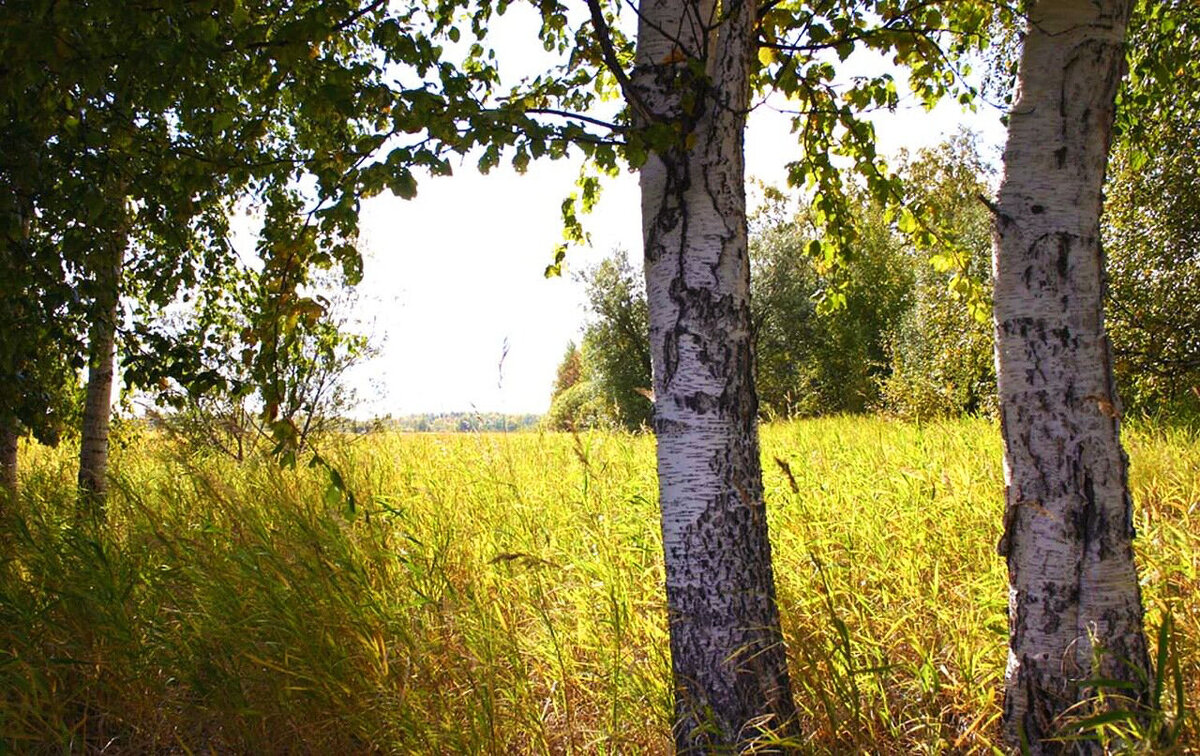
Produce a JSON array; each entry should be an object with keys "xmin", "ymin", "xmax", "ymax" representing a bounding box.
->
[
  {"xmin": 513, "ymin": 148, "xmax": 530, "ymax": 173},
  {"xmin": 389, "ymin": 169, "xmax": 418, "ymax": 199},
  {"xmin": 928, "ymin": 253, "xmax": 954, "ymax": 273},
  {"xmin": 544, "ymin": 244, "xmax": 567, "ymax": 278},
  {"xmin": 212, "ymin": 112, "xmax": 235, "ymax": 134}
]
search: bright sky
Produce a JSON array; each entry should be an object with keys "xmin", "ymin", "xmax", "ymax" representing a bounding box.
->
[{"xmin": 345, "ymin": 37, "xmax": 1010, "ymax": 418}]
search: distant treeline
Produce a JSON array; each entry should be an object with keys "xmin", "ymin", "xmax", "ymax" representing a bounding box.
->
[{"xmin": 380, "ymin": 413, "xmax": 542, "ymax": 433}]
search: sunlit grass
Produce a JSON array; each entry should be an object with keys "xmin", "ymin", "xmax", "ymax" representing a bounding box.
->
[{"xmin": 0, "ymin": 417, "xmax": 1195, "ymax": 753}]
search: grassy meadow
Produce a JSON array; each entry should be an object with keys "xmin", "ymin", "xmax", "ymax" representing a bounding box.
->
[{"xmin": 0, "ymin": 417, "xmax": 1196, "ymax": 753}]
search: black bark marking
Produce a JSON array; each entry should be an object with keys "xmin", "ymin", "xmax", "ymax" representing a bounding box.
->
[
  {"xmin": 1051, "ymin": 326, "xmax": 1072, "ymax": 348},
  {"xmin": 680, "ymin": 391, "xmax": 719, "ymax": 414},
  {"xmin": 1041, "ymin": 607, "xmax": 1061, "ymax": 635},
  {"xmin": 662, "ymin": 331, "xmax": 679, "ymax": 388},
  {"xmin": 1056, "ymin": 234, "xmax": 1071, "ymax": 280},
  {"xmin": 1079, "ymin": 469, "xmax": 1110, "ymax": 560}
]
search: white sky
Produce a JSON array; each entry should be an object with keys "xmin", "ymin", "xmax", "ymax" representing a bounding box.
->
[{"xmin": 343, "ymin": 28, "xmax": 1010, "ymax": 418}]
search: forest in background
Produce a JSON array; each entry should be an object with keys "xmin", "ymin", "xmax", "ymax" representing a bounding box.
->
[{"xmin": 548, "ymin": 126, "xmax": 1200, "ymax": 432}]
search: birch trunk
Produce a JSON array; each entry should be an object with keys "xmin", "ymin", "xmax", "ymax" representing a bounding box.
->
[
  {"xmin": 632, "ymin": 0, "xmax": 796, "ymax": 747},
  {"xmin": 78, "ymin": 235, "xmax": 125, "ymax": 514},
  {"xmin": 992, "ymin": 0, "xmax": 1149, "ymax": 750}
]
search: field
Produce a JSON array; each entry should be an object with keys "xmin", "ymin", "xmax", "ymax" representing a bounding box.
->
[{"xmin": 1, "ymin": 417, "xmax": 1196, "ymax": 753}]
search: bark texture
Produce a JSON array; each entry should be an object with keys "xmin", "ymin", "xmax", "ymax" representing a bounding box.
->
[
  {"xmin": 78, "ymin": 235, "xmax": 125, "ymax": 513},
  {"xmin": 992, "ymin": 0, "xmax": 1149, "ymax": 751},
  {"xmin": 632, "ymin": 0, "xmax": 796, "ymax": 748}
]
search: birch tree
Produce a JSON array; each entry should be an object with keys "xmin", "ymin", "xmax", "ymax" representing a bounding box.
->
[
  {"xmin": 990, "ymin": 0, "xmax": 1150, "ymax": 749},
  {"xmin": 77, "ymin": 199, "xmax": 127, "ymax": 502},
  {"xmin": 622, "ymin": 0, "xmax": 799, "ymax": 745}
]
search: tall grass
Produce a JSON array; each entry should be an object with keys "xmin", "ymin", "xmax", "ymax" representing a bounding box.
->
[{"xmin": 0, "ymin": 417, "xmax": 1195, "ymax": 753}]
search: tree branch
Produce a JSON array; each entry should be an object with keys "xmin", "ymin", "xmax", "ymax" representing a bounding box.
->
[
  {"xmin": 524, "ymin": 107, "xmax": 624, "ymax": 132},
  {"xmin": 584, "ymin": 0, "xmax": 652, "ymax": 123}
]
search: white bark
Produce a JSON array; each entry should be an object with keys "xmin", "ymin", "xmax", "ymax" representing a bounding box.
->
[
  {"xmin": 632, "ymin": 0, "xmax": 796, "ymax": 747},
  {"xmin": 78, "ymin": 235, "xmax": 124, "ymax": 513},
  {"xmin": 992, "ymin": 0, "xmax": 1148, "ymax": 750}
]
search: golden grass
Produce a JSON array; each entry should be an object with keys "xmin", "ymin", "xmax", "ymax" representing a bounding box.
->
[{"xmin": 0, "ymin": 417, "xmax": 1195, "ymax": 753}]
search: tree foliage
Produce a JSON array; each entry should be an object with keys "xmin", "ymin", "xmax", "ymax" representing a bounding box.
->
[
  {"xmin": 752, "ymin": 189, "xmax": 912, "ymax": 417},
  {"xmin": 0, "ymin": 235, "xmax": 82, "ymax": 448},
  {"xmin": 551, "ymin": 341, "xmax": 584, "ymax": 399},
  {"xmin": 559, "ymin": 193, "xmax": 938, "ymax": 423},
  {"xmin": 1105, "ymin": 119, "xmax": 1200, "ymax": 420},
  {"xmin": 1104, "ymin": 0, "xmax": 1200, "ymax": 421},
  {"xmin": 881, "ymin": 131, "xmax": 996, "ymax": 419},
  {"xmin": 544, "ymin": 341, "xmax": 615, "ymax": 431},
  {"xmin": 0, "ymin": 0, "xmax": 513, "ymax": 473},
  {"xmin": 545, "ymin": 252, "xmax": 653, "ymax": 432},
  {"xmin": 578, "ymin": 251, "xmax": 652, "ymax": 430},
  {"xmin": 385, "ymin": 0, "xmax": 1017, "ymax": 278},
  {"xmin": 558, "ymin": 135, "xmax": 1003, "ymax": 424},
  {"xmin": 136, "ymin": 263, "xmax": 372, "ymax": 462}
]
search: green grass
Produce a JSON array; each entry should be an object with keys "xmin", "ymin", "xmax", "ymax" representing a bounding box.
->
[{"xmin": 0, "ymin": 417, "xmax": 1195, "ymax": 753}]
